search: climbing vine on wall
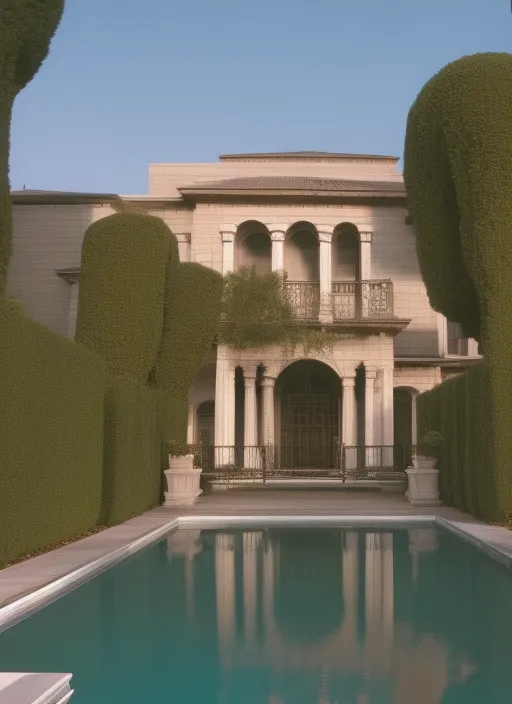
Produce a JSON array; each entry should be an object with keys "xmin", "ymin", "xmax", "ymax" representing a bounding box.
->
[{"xmin": 218, "ymin": 266, "xmax": 337, "ymax": 354}]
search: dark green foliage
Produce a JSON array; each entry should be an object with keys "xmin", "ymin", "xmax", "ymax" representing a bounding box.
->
[
  {"xmin": 75, "ymin": 212, "xmax": 175, "ymax": 381},
  {"xmin": 417, "ymin": 363, "xmax": 503, "ymax": 522},
  {"xmin": 154, "ymin": 261, "xmax": 224, "ymax": 444},
  {"xmin": 100, "ymin": 376, "xmax": 161, "ymax": 526},
  {"xmin": 219, "ymin": 266, "xmax": 337, "ymax": 353},
  {"xmin": 0, "ymin": 304, "xmax": 106, "ymax": 565},
  {"xmin": 404, "ymin": 53, "xmax": 512, "ymax": 521},
  {"xmin": 0, "ymin": 0, "xmax": 65, "ymax": 295}
]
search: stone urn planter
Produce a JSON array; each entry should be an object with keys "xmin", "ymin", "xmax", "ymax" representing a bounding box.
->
[
  {"xmin": 405, "ymin": 431, "xmax": 443, "ymax": 507},
  {"xmin": 164, "ymin": 445, "xmax": 202, "ymax": 507}
]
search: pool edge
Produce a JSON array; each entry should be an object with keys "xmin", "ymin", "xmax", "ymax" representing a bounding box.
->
[{"xmin": 1, "ymin": 513, "xmax": 512, "ymax": 634}]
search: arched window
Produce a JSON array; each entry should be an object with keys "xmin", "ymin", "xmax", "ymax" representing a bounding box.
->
[
  {"xmin": 332, "ymin": 224, "xmax": 360, "ymax": 282},
  {"xmin": 235, "ymin": 222, "xmax": 271, "ymax": 274},
  {"xmin": 285, "ymin": 222, "xmax": 319, "ymax": 281}
]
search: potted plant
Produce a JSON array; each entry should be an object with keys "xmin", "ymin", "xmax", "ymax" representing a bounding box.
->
[
  {"xmin": 164, "ymin": 441, "xmax": 203, "ymax": 507},
  {"xmin": 405, "ymin": 431, "xmax": 443, "ymax": 506}
]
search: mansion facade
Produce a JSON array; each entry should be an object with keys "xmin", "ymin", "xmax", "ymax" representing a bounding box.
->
[{"xmin": 8, "ymin": 151, "xmax": 480, "ymax": 466}]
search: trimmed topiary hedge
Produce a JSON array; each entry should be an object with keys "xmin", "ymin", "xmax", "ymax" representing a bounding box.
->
[
  {"xmin": 154, "ymin": 261, "xmax": 224, "ymax": 444},
  {"xmin": 75, "ymin": 212, "xmax": 176, "ymax": 381},
  {"xmin": 0, "ymin": 1, "xmax": 65, "ymax": 296},
  {"xmin": 416, "ymin": 363, "xmax": 501, "ymax": 522},
  {"xmin": 0, "ymin": 303, "xmax": 107, "ymax": 565},
  {"xmin": 404, "ymin": 53, "xmax": 512, "ymax": 522},
  {"xmin": 101, "ymin": 376, "xmax": 161, "ymax": 526}
]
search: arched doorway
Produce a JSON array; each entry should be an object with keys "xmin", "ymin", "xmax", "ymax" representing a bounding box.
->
[{"xmin": 276, "ymin": 360, "xmax": 340, "ymax": 469}]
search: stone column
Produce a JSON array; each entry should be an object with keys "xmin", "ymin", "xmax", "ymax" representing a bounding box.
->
[
  {"xmin": 381, "ymin": 367, "xmax": 394, "ymax": 466},
  {"xmin": 318, "ymin": 226, "xmax": 334, "ymax": 323},
  {"xmin": 342, "ymin": 374, "xmax": 357, "ymax": 470},
  {"xmin": 365, "ymin": 366, "xmax": 377, "ymax": 467},
  {"xmin": 342, "ymin": 374, "xmax": 357, "ymax": 446},
  {"xmin": 176, "ymin": 233, "xmax": 191, "ymax": 262},
  {"xmin": 220, "ymin": 225, "xmax": 237, "ymax": 275},
  {"xmin": 215, "ymin": 533, "xmax": 236, "ymax": 664},
  {"xmin": 359, "ymin": 231, "xmax": 372, "ymax": 280},
  {"xmin": 437, "ymin": 314, "xmax": 448, "ymax": 356},
  {"xmin": 214, "ymin": 351, "xmax": 236, "ymax": 465},
  {"xmin": 269, "ymin": 226, "xmax": 286, "ymax": 271},
  {"xmin": 261, "ymin": 376, "xmax": 276, "ymax": 448},
  {"xmin": 244, "ymin": 368, "xmax": 259, "ymax": 468},
  {"xmin": 359, "ymin": 231, "xmax": 372, "ymax": 318},
  {"xmin": 187, "ymin": 404, "xmax": 194, "ymax": 445}
]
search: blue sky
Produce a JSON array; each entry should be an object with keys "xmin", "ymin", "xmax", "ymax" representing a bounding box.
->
[{"xmin": 10, "ymin": 0, "xmax": 512, "ymax": 195}]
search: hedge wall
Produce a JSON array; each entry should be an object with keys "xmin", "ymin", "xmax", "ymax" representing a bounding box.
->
[
  {"xmin": 101, "ymin": 376, "xmax": 162, "ymax": 526},
  {"xmin": 417, "ymin": 362, "xmax": 502, "ymax": 522},
  {"xmin": 0, "ymin": 302, "xmax": 107, "ymax": 565},
  {"xmin": 154, "ymin": 261, "xmax": 223, "ymax": 444},
  {"xmin": 75, "ymin": 213, "xmax": 176, "ymax": 381}
]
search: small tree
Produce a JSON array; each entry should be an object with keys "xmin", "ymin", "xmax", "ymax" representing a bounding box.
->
[{"xmin": 0, "ymin": 1, "xmax": 65, "ymax": 295}]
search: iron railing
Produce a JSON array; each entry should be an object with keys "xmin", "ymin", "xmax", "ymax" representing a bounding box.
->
[
  {"xmin": 285, "ymin": 281, "xmax": 320, "ymax": 320},
  {"xmin": 189, "ymin": 444, "xmax": 415, "ymax": 487},
  {"xmin": 332, "ymin": 280, "xmax": 394, "ymax": 320},
  {"xmin": 285, "ymin": 280, "xmax": 394, "ymax": 322}
]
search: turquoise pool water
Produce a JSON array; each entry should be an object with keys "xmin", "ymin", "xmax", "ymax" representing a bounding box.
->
[{"xmin": 0, "ymin": 527, "xmax": 511, "ymax": 703}]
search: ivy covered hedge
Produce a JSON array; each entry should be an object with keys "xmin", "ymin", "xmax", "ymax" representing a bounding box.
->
[
  {"xmin": 154, "ymin": 261, "xmax": 224, "ymax": 444},
  {"xmin": 417, "ymin": 363, "xmax": 502, "ymax": 522},
  {"xmin": 0, "ymin": 303, "xmax": 107, "ymax": 565},
  {"xmin": 101, "ymin": 376, "xmax": 161, "ymax": 525},
  {"xmin": 75, "ymin": 213, "xmax": 175, "ymax": 381},
  {"xmin": 405, "ymin": 53, "xmax": 512, "ymax": 522}
]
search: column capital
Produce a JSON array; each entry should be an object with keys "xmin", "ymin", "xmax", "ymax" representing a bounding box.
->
[
  {"xmin": 364, "ymin": 365, "xmax": 378, "ymax": 381},
  {"xmin": 261, "ymin": 375, "xmax": 276, "ymax": 388},
  {"xmin": 220, "ymin": 225, "xmax": 237, "ymax": 242},
  {"xmin": 243, "ymin": 365, "xmax": 258, "ymax": 382},
  {"xmin": 318, "ymin": 226, "xmax": 334, "ymax": 243},
  {"xmin": 175, "ymin": 232, "xmax": 191, "ymax": 243},
  {"xmin": 342, "ymin": 375, "xmax": 356, "ymax": 388},
  {"xmin": 268, "ymin": 225, "xmax": 288, "ymax": 241},
  {"xmin": 359, "ymin": 230, "xmax": 373, "ymax": 243}
]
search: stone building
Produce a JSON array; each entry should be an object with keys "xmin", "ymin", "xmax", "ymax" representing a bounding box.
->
[{"xmin": 8, "ymin": 151, "xmax": 480, "ymax": 467}]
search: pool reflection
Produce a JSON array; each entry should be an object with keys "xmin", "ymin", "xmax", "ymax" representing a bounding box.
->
[{"xmin": 165, "ymin": 526, "xmax": 499, "ymax": 704}]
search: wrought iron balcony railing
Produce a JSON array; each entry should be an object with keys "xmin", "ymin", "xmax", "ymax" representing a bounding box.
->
[
  {"xmin": 332, "ymin": 279, "xmax": 394, "ymax": 320},
  {"xmin": 285, "ymin": 279, "xmax": 394, "ymax": 322}
]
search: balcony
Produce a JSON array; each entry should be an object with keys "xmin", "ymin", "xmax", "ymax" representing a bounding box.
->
[{"xmin": 285, "ymin": 279, "xmax": 395, "ymax": 322}]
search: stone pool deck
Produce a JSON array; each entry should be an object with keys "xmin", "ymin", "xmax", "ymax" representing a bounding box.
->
[{"xmin": 1, "ymin": 490, "xmax": 512, "ymax": 616}]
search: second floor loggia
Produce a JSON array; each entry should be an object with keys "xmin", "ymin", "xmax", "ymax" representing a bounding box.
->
[{"xmin": 220, "ymin": 220, "xmax": 405, "ymax": 328}]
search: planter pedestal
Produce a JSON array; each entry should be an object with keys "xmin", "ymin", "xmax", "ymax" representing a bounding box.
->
[
  {"xmin": 405, "ymin": 456, "xmax": 442, "ymax": 506},
  {"xmin": 164, "ymin": 454, "xmax": 202, "ymax": 507}
]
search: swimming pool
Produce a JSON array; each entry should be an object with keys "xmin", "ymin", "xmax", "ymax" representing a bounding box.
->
[{"xmin": 0, "ymin": 526, "xmax": 511, "ymax": 703}]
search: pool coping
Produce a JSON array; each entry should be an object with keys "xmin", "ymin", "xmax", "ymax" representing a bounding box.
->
[{"xmin": 1, "ymin": 512, "xmax": 512, "ymax": 635}]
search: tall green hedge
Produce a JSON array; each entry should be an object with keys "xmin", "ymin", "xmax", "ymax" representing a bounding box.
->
[
  {"xmin": 154, "ymin": 261, "xmax": 224, "ymax": 444},
  {"xmin": 0, "ymin": 1, "xmax": 65, "ymax": 296},
  {"xmin": 101, "ymin": 376, "xmax": 161, "ymax": 526},
  {"xmin": 0, "ymin": 302, "xmax": 107, "ymax": 565},
  {"xmin": 404, "ymin": 53, "xmax": 512, "ymax": 521},
  {"xmin": 75, "ymin": 212, "xmax": 176, "ymax": 381},
  {"xmin": 417, "ymin": 363, "xmax": 501, "ymax": 522}
]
